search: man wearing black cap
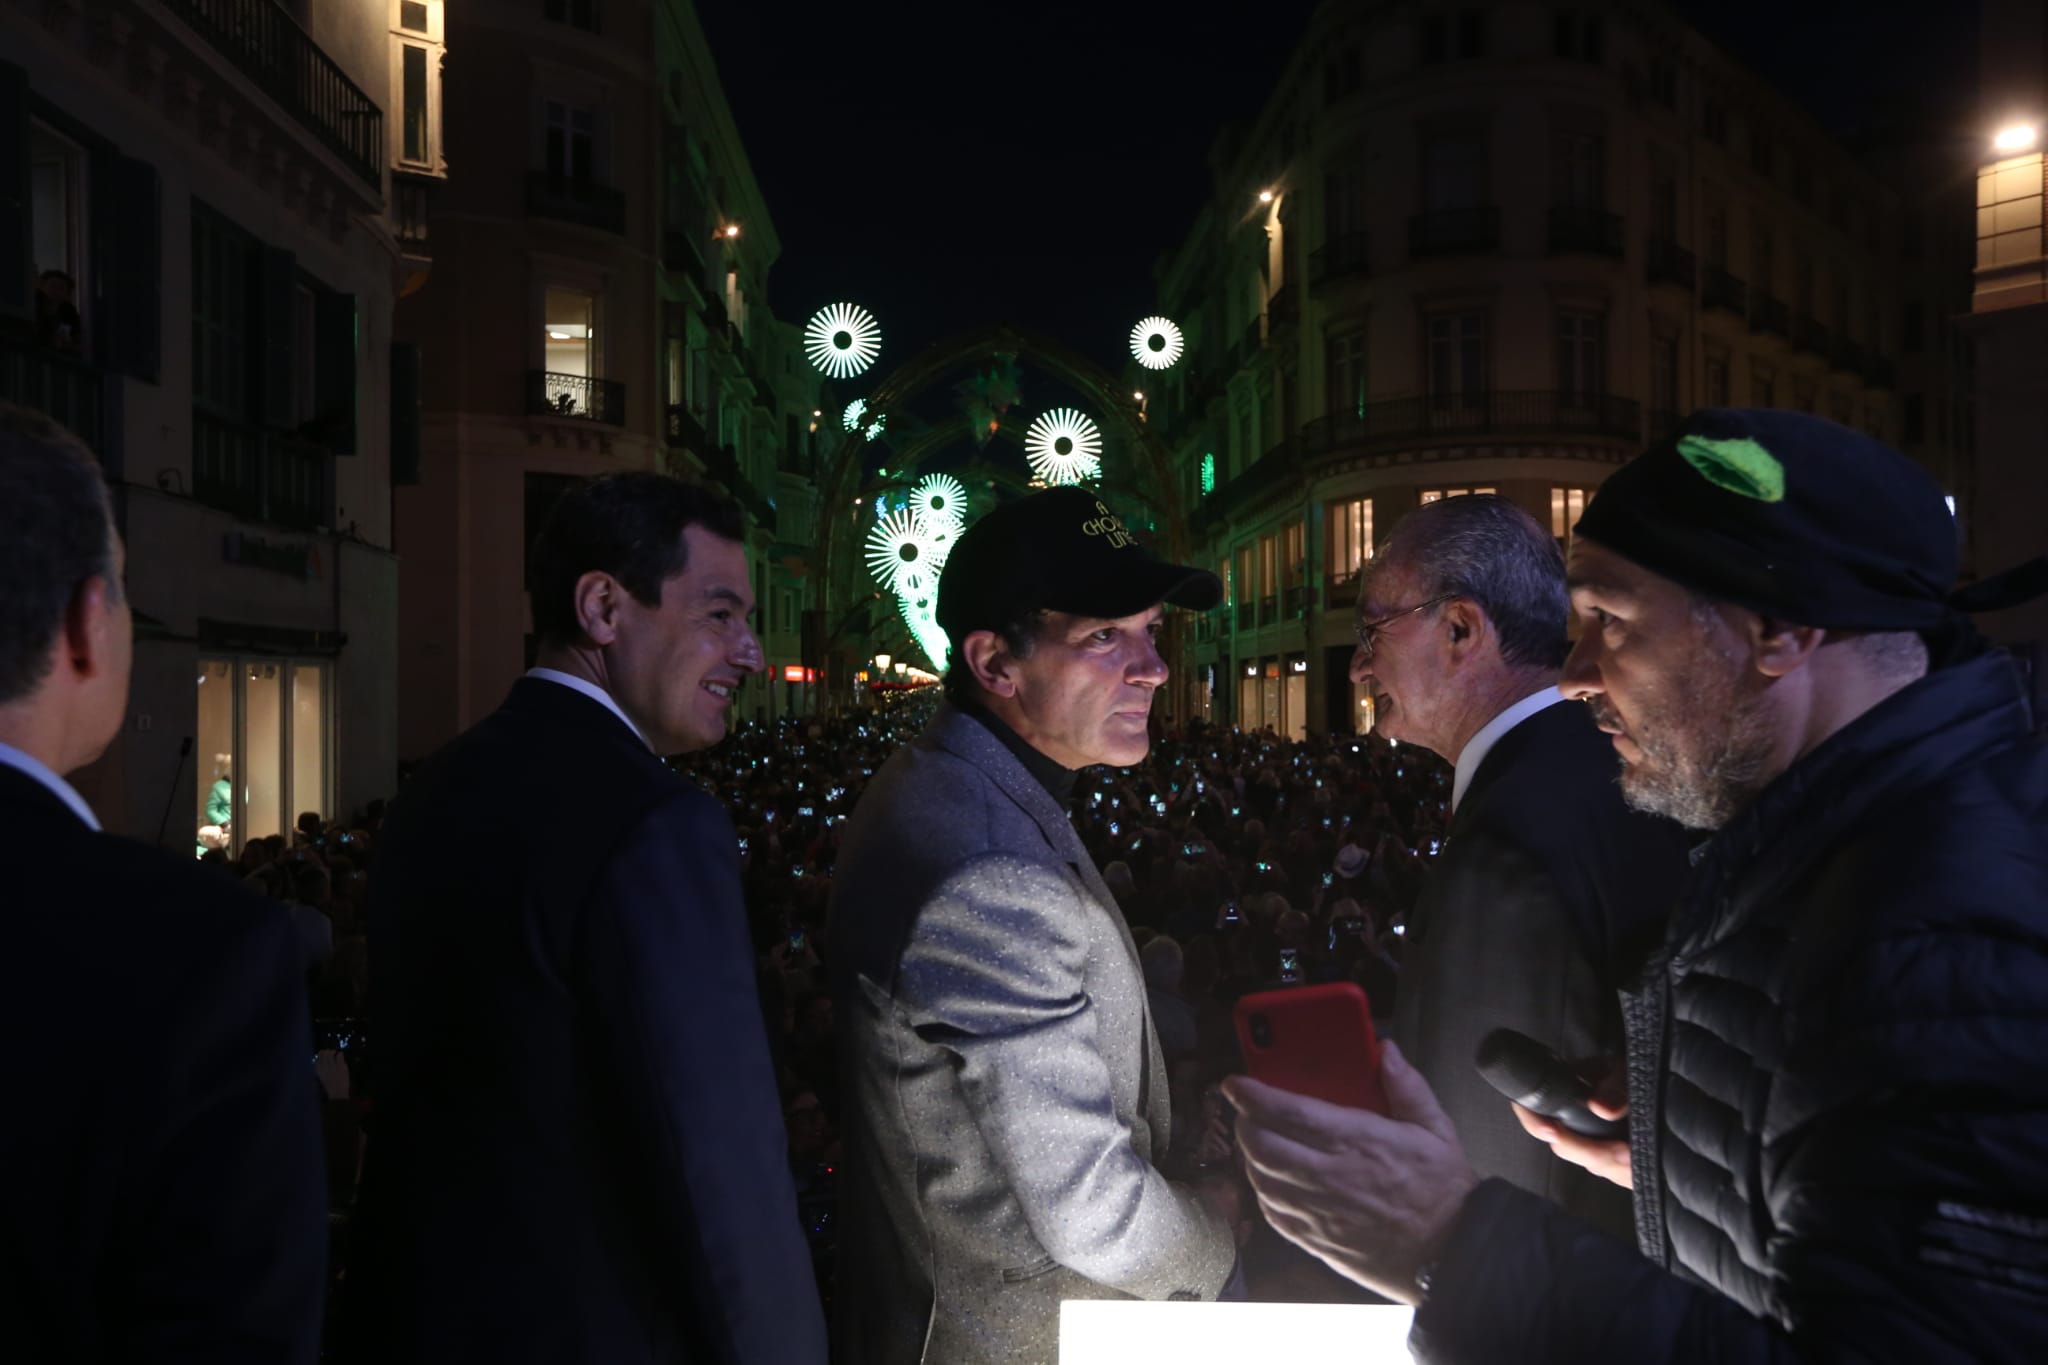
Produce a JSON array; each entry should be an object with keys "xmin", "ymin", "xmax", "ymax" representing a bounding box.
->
[
  {"xmin": 833, "ymin": 487, "xmax": 1238, "ymax": 1364},
  {"xmin": 1221, "ymin": 410, "xmax": 2048, "ymax": 1363}
]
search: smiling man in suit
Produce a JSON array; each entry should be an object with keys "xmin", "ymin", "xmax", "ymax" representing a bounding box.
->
[
  {"xmin": 833, "ymin": 487, "xmax": 1238, "ymax": 1364},
  {"xmin": 347, "ymin": 473, "xmax": 826, "ymax": 1362},
  {"xmin": 0, "ymin": 404, "xmax": 325, "ymax": 1362}
]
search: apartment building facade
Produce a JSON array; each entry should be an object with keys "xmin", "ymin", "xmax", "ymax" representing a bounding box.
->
[{"xmin": 1146, "ymin": 0, "xmax": 1972, "ymax": 738}]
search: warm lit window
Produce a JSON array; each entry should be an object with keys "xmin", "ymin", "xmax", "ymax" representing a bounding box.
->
[
  {"xmin": 1551, "ymin": 486, "xmax": 1593, "ymax": 546},
  {"xmin": 1282, "ymin": 522, "xmax": 1305, "ymax": 590},
  {"xmin": 1419, "ymin": 487, "xmax": 1496, "ymax": 505},
  {"xmin": 390, "ymin": 3, "xmax": 443, "ymax": 172},
  {"xmin": 1327, "ymin": 498, "xmax": 1373, "ymax": 582},
  {"xmin": 194, "ymin": 657, "xmax": 330, "ymax": 857}
]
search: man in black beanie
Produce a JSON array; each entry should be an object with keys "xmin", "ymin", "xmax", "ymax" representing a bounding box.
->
[{"xmin": 1223, "ymin": 409, "xmax": 2048, "ymax": 1363}]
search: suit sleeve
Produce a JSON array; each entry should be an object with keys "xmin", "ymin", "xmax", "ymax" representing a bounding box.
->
[
  {"xmin": 1412, "ymin": 920, "xmax": 2048, "ymax": 1365},
  {"xmin": 897, "ymin": 852, "xmax": 1235, "ymax": 1299},
  {"xmin": 124, "ymin": 901, "xmax": 327, "ymax": 1364},
  {"xmin": 577, "ymin": 792, "xmax": 828, "ymax": 1363}
]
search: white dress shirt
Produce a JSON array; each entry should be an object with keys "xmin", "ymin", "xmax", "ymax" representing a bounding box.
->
[
  {"xmin": 1451, "ymin": 687, "xmax": 1567, "ymax": 814},
  {"xmin": 525, "ymin": 668, "xmax": 654, "ymax": 752},
  {"xmin": 0, "ymin": 738, "xmax": 101, "ymax": 830}
]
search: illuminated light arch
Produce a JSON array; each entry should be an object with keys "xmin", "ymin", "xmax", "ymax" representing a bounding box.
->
[
  {"xmin": 898, "ymin": 592, "xmax": 950, "ymax": 672},
  {"xmin": 1130, "ymin": 316, "xmax": 1185, "ymax": 370},
  {"xmin": 804, "ymin": 302, "xmax": 882, "ymax": 379},
  {"xmin": 1023, "ymin": 407, "xmax": 1104, "ymax": 485},
  {"xmin": 908, "ymin": 473, "xmax": 969, "ymax": 532}
]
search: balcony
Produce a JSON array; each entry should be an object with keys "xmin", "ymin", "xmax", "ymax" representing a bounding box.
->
[
  {"xmin": 1409, "ymin": 206, "xmax": 1501, "ymax": 257},
  {"xmin": 1308, "ymin": 231, "xmax": 1371, "ymax": 288},
  {"xmin": 192, "ymin": 413, "xmax": 328, "ymax": 530},
  {"xmin": 1268, "ymin": 282, "xmax": 1300, "ymax": 332},
  {"xmin": 1750, "ymin": 294, "xmax": 1790, "ymax": 338},
  {"xmin": 0, "ymin": 336, "xmax": 104, "ymax": 453},
  {"xmin": 1792, "ymin": 314, "xmax": 1831, "ymax": 357},
  {"xmin": 1324, "ymin": 572, "xmax": 1361, "ymax": 612},
  {"xmin": 697, "ymin": 441, "xmax": 777, "ymax": 533},
  {"xmin": 1258, "ymin": 595, "xmax": 1278, "ymax": 624},
  {"xmin": 665, "ymin": 403, "xmax": 711, "ymax": 453},
  {"xmin": 1297, "ymin": 389, "xmax": 1642, "ymax": 455},
  {"xmin": 1236, "ymin": 601, "xmax": 1256, "ymax": 631},
  {"xmin": 527, "ymin": 370, "xmax": 624, "ymax": 425},
  {"xmin": 1283, "ymin": 585, "xmax": 1309, "ymax": 619},
  {"xmin": 1702, "ymin": 265, "xmax": 1748, "ymax": 317},
  {"xmin": 663, "ymin": 227, "xmax": 707, "ymax": 281},
  {"xmin": 163, "ymin": 0, "xmax": 382, "ymax": 187},
  {"xmin": 524, "ymin": 171, "xmax": 626, "ymax": 235},
  {"xmin": 393, "ymin": 170, "xmax": 435, "ymax": 253},
  {"xmin": 1646, "ymin": 238, "xmax": 1695, "ymax": 291},
  {"xmin": 1547, "ymin": 205, "xmax": 1625, "ymax": 258}
]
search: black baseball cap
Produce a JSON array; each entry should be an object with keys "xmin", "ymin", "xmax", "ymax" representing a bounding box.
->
[{"xmin": 936, "ymin": 486, "xmax": 1223, "ymax": 638}]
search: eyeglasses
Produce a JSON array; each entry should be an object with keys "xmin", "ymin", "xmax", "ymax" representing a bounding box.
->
[{"xmin": 1352, "ymin": 594, "xmax": 1458, "ymax": 660}]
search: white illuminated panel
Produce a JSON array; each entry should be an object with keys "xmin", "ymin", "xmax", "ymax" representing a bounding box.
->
[
  {"xmin": 1059, "ymin": 1300, "xmax": 1415, "ymax": 1363},
  {"xmin": 843, "ymin": 397, "xmax": 869, "ymax": 432},
  {"xmin": 1131, "ymin": 316, "xmax": 1186, "ymax": 370},
  {"xmin": 1024, "ymin": 407, "xmax": 1104, "ymax": 485},
  {"xmin": 804, "ymin": 302, "xmax": 882, "ymax": 378},
  {"xmin": 866, "ymin": 508, "xmax": 943, "ymax": 597},
  {"xmin": 909, "ymin": 472, "xmax": 969, "ymax": 533}
]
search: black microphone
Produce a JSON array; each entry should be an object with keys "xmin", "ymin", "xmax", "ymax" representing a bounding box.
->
[{"xmin": 1474, "ymin": 1027, "xmax": 1626, "ymax": 1140}]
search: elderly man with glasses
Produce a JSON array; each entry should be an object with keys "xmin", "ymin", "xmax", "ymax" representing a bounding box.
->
[{"xmin": 1343, "ymin": 494, "xmax": 1688, "ymax": 1241}]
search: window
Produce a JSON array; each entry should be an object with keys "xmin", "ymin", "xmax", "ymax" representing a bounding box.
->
[
  {"xmin": 1794, "ymin": 254, "xmax": 1815, "ymax": 317},
  {"xmin": 1323, "ymin": 45, "xmax": 1362, "ymax": 102},
  {"xmin": 1422, "ymin": 128, "xmax": 1488, "ymax": 210},
  {"xmin": 1649, "ymin": 151, "xmax": 1679, "ymax": 240},
  {"xmin": 1752, "ymin": 222, "xmax": 1775, "ymax": 296},
  {"xmin": 401, "ymin": 45, "xmax": 429, "ymax": 163},
  {"xmin": 543, "ymin": 286, "xmax": 595, "ymax": 378},
  {"xmin": 192, "ymin": 206, "xmax": 251, "ymax": 417},
  {"xmin": 1554, "ymin": 310, "xmax": 1604, "ymax": 403},
  {"xmin": 1420, "ymin": 14, "xmax": 1448, "ymax": 63},
  {"xmin": 1649, "ymin": 332, "xmax": 1680, "ymax": 421},
  {"xmin": 1751, "ymin": 361, "xmax": 1775, "ymax": 408},
  {"xmin": 1704, "ymin": 347, "xmax": 1730, "ymax": 406},
  {"xmin": 30, "ymin": 123, "xmax": 87, "ymax": 355},
  {"xmin": 1552, "ymin": 130, "xmax": 1605, "ymax": 208},
  {"xmin": 1554, "ymin": 11, "xmax": 1604, "ymax": 62},
  {"xmin": 543, "ymin": 0, "xmax": 598, "ymax": 32},
  {"xmin": 1702, "ymin": 96, "xmax": 1728, "ymax": 146},
  {"xmin": 1427, "ymin": 312, "xmax": 1487, "ymax": 406},
  {"xmin": 1259, "ymin": 534, "xmax": 1278, "ymax": 609},
  {"xmin": 1903, "ymin": 300, "xmax": 1925, "ymax": 354},
  {"xmin": 1703, "ymin": 192, "xmax": 1728, "ymax": 268},
  {"xmin": 1648, "ymin": 58, "xmax": 1677, "ymax": 108},
  {"xmin": 194, "ymin": 657, "xmax": 330, "ymax": 857},
  {"xmin": 1327, "ymin": 498, "xmax": 1373, "ymax": 582},
  {"xmin": 1419, "ymin": 487, "xmax": 1496, "ymax": 503},
  {"xmin": 544, "ymin": 100, "xmax": 595, "ymax": 181},
  {"xmin": 1420, "ymin": 10, "xmax": 1486, "ymax": 63},
  {"xmin": 399, "ymin": 1, "xmax": 429, "ymax": 31},
  {"xmin": 1326, "ymin": 332, "xmax": 1367, "ymax": 419},
  {"xmin": 391, "ymin": 2, "xmax": 444, "ymax": 173},
  {"xmin": 1749, "ymin": 128, "xmax": 1773, "ymax": 180},
  {"xmin": 1323, "ymin": 164, "xmax": 1366, "ymax": 241},
  {"xmin": 1219, "ymin": 557, "xmax": 1233, "ymax": 606},
  {"xmin": 1550, "ymin": 487, "xmax": 1592, "ymax": 544}
]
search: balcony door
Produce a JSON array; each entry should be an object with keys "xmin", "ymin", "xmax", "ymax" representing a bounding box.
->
[
  {"xmin": 194, "ymin": 656, "xmax": 330, "ymax": 857},
  {"xmin": 1426, "ymin": 311, "xmax": 1487, "ymax": 423},
  {"xmin": 542, "ymin": 286, "xmax": 599, "ymax": 417}
]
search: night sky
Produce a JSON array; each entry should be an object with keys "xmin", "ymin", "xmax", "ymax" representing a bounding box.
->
[{"xmin": 700, "ymin": 0, "xmax": 1978, "ymax": 384}]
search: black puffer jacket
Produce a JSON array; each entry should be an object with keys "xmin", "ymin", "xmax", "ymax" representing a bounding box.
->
[{"xmin": 1413, "ymin": 652, "xmax": 2048, "ymax": 1363}]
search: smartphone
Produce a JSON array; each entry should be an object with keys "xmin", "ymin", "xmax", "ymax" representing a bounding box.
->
[
  {"xmin": 1322, "ymin": 871, "xmax": 1335, "ymax": 887},
  {"xmin": 1234, "ymin": 983, "xmax": 1388, "ymax": 1114},
  {"xmin": 1221, "ymin": 900, "xmax": 1242, "ymax": 926},
  {"xmin": 1277, "ymin": 948, "xmax": 1302, "ymax": 983},
  {"xmin": 788, "ymin": 928, "xmax": 806, "ymax": 952}
]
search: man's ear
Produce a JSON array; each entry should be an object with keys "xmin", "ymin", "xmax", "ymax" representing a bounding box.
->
[
  {"xmin": 960, "ymin": 629, "xmax": 1019, "ymax": 699},
  {"xmin": 1746, "ymin": 613, "xmax": 1826, "ymax": 679},
  {"xmin": 1440, "ymin": 596, "xmax": 1484, "ymax": 653},
  {"xmin": 572, "ymin": 571, "xmax": 624, "ymax": 647},
  {"xmin": 62, "ymin": 575, "xmax": 119, "ymax": 679}
]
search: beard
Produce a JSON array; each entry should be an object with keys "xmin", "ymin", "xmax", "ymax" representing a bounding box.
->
[{"xmin": 1590, "ymin": 633, "xmax": 1777, "ymax": 831}]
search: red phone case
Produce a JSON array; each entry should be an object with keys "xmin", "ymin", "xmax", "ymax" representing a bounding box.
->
[{"xmin": 1234, "ymin": 982, "xmax": 1388, "ymax": 1114}]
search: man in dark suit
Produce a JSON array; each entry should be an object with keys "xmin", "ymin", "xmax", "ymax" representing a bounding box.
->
[
  {"xmin": 0, "ymin": 404, "xmax": 326, "ymax": 1361},
  {"xmin": 346, "ymin": 474, "xmax": 826, "ymax": 1362},
  {"xmin": 1349, "ymin": 494, "xmax": 1688, "ymax": 1238}
]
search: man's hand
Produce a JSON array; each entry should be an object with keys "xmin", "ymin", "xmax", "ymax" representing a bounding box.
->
[
  {"xmin": 1511, "ymin": 1056, "xmax": 1631, "ymax": 1188},
  {"xmin": 1222, "ymin": 1041, "xmax": 1478, "ymax": 1303}
]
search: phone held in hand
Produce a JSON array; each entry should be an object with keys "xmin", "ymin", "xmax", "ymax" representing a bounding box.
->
[{"xmin": 1234, "ymin": 982, "xmax": 1389, "ymax": 1114}]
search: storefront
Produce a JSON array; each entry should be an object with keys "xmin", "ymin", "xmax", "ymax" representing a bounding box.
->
[{"xmin": 192, "ymin": 654, "xmax": 332, "ymax": 856}]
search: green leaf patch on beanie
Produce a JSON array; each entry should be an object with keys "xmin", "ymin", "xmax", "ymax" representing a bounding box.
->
[{"xmin": 1676, "ymin": 433, "xmax": 1786, "ymax": 503}]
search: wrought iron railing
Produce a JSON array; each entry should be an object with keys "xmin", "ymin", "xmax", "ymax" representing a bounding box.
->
[
  {"xmin": 1283, "ymin": 586, "xmax": 1308, "ymax": 619},
  {"xmin": 1309, "ymin": 231, "xmax": 1371, "ymax": 287},
  {"xmin": 524, "ymin": 171, "xmax": 626, "ymax": 234},
  {"xmin": 665, "ymin": 403, "xmax": 710, "ymax": 452},
  {"xmin": 1409, "ymin": 206, "xmax": 1501, "ymax": 256},
  {"xmin": 1702, "ymin": 265, "xmax": 1747, "ymax": 316},
  {"xmin": 1236, "ymin": 601, "xmax": 1256, "ymax": 631},
  {"xmin": 527, "ymin": 370, "xmax": 624, "ymax": 425},
  {"xmin": 1646, "ymin": 237, "xmax": 1696, "ymax": 290},
  {"xmin": 0, "ymin": 336, "xmax": 103, "ymax": 453},
  {"xmin": 163, "ymin": 0, "xmax": 382, "ymax": 187},
  {"xmin": 191, "ymin": 413, "xmax": 328, "ymax": 530},
  {"xmin": 393, "ymin": 170, "xmax": 434, "ymax": 251},
  {"xmin": 1297, "ymin": 390, "xmax": 1642, "ymax": 455},
  {"xmin": 1548, "ymin": 205, "xmax": 1625, "ymax": 257}
]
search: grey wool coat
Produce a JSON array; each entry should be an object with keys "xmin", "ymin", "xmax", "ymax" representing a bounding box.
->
[{"xmin": 831, "ymin": 703, "xmax": 1234, "ymax": 1364}]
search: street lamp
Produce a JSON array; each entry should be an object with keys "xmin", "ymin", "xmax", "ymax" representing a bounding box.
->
[
  {"xmin": 1257, "ymin": 188, "xmax": 1274, "ymax": 204},
  {"xmin": 1994, "ymin": 124, "xmax": 2039, "ymax": 154},
  {"xmin": 874, "ymin": 652, "xmax": 891, "ymax": 674}
]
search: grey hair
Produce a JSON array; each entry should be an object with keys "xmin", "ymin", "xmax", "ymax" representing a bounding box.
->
[{"xmin": 1362, "ymin": 494, "xmax": 1568, "ymax": 670}]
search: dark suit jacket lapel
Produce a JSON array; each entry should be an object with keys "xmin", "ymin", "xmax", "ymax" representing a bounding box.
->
[{"xmin": 0, "ymin": 762, "xmax": 82, "ymax": 826}]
